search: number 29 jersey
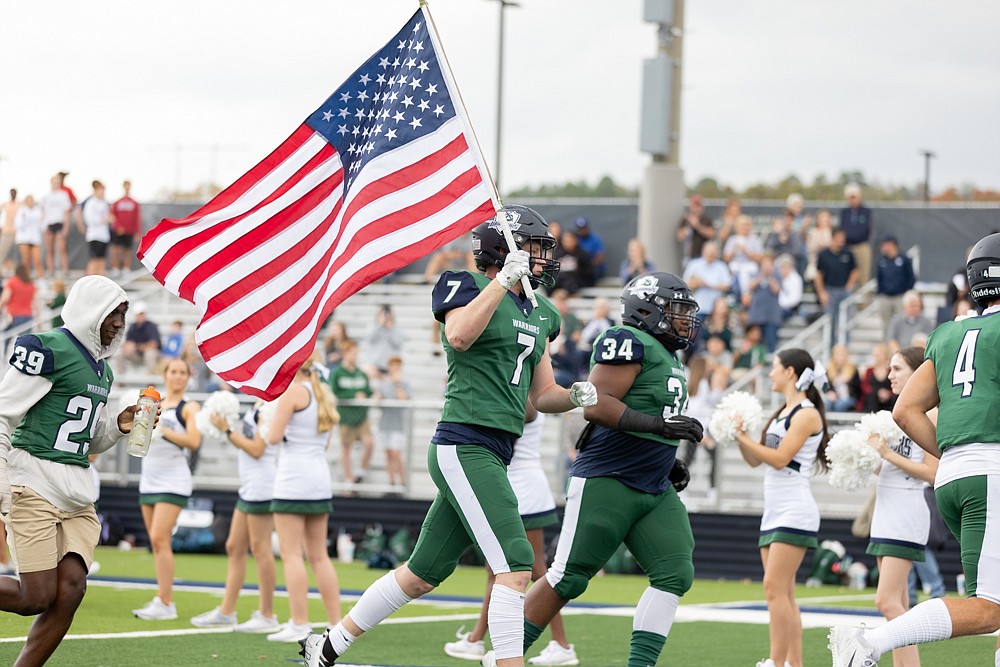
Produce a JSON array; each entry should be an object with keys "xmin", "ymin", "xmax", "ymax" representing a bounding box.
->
[
  {"xmin": 10, "ymin": 329, "xmax": 114, "ymax": 467},
  {"xmin": 573, "ymin": 325, "xmax": 688, "ymax": 494},
  {"xmin": 926, "ymin": 308, "xmax": 1000, "ymax": 452}
]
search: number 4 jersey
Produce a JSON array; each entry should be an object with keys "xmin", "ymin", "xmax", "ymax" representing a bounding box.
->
[{"xmin": 10, "ymin": 329, "xmax": 113, "ymax": 467}]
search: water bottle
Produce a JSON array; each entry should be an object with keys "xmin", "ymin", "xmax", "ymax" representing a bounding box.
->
[{"xmin": 126, "ymin": 386, "xmax": 161, "ymax": 457}]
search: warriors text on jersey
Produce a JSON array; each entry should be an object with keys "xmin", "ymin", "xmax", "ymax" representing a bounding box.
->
[
  {"xmin": 431, "ymin": 271, "xmax": 560, "ymax": 464},
  {"xmin": 926, "ymin": 308, "xmax": 1000, "ymax": 452},
  {"xmin": 573, "ymin": 325, "xmax": 688, "ymax": 494},
  {"xmin": 10, "ymin": 329, "xmax": 113, "ymax": 467}
]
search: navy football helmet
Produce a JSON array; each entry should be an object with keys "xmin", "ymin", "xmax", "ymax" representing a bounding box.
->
[
  {"xmin": 620, "ymin": 272, "xmax": 700, "ymax": 351},
  {"xmin": 472, "ymin": 205, "xmax": 560, "ymax": 288}
]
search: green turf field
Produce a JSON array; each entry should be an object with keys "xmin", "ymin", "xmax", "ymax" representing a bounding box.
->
[{"xmin": 0, "ymin": 547, "xmax": 992, "ymax": 666}]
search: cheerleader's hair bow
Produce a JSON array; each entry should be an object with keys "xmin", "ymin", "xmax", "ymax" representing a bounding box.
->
[{"xmin": 795, "ymin": 362, "xmax": 829, "ymax": 392}]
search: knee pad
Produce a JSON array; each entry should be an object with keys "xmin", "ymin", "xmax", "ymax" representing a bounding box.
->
[
  {"xmin": 550, "ymin": 565, "xmax": 591, "ymax": 601},
  {"xmin": 648, "ymin": 557, "xmax": 694, "ymax": 597}
]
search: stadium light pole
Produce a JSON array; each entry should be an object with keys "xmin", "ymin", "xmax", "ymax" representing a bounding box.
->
[
  {"xmin": 486, "ymin": 0, "xmax": 520, "ymax": 196},
  {"xmin": 920, "ymin": 149, "xmax": 936, "ymax": 202}
]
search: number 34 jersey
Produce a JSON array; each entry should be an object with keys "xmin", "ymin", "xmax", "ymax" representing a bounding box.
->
[
  {"xmin": 9, "ymin": 329, "xmax": 114, "ymax": 467},
  {"xmin": 573, "ymin": 325, "xmax": 688, "ymax": 494}
]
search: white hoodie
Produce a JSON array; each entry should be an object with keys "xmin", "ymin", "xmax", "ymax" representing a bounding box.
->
[{"xmin": 0, "ymin": 276, "xmax": 128, "ymax": 511}]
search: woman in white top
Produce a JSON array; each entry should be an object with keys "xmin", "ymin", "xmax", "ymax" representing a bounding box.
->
[
  {"xmin": 190, "ymin": 403, "xmax": 280, "ymax": 634},
  {"xmin": 265, "ymin": 351, "xmax": 342, "ymax": 643},
  {"xmin": 132, "ymin": 359, "xmax": 201, "ymax": 621},
  {"xmin": 867, "ymin": 345, "xmax": 938, "ymax": 667},
  {"xmin": 13, "ymin": 194, "xmax": 43, "ymax": 278},
  {"xmin": 734, "ymin": 348, "xmax": 830, "ymax": 667}
]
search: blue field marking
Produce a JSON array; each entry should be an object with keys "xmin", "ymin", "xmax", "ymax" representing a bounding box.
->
[{"xmin": 724, "ymin": 602, "xmax": 882, "ymax": 617}]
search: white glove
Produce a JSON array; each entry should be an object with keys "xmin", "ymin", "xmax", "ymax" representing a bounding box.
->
[
  {"xmin": 0, "ymin": 455, "xmax": 10, "ymax": 516},
  {"xmin": 497, "ymin": 249, "xmax": 531, "ymax": 290},
  {"xmin": 569, "ymin": 381, "xmax": 598, "ymax": 408}
]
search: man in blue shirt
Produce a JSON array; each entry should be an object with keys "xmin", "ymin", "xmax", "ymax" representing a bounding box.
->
[
  {"xmin": 574, "ymin": 217, "xmax": 606, "ymax": 281},
  {"xmin": 814, "ymin": 228, "xmax": 859, "ymax": 348},
  {"xmin": 876, "ymin": 236, "xmax": 915, "ymax": 333},
  {"xmin": 839, "ymin": 183, "xmax": 873, "ymax": 286}
]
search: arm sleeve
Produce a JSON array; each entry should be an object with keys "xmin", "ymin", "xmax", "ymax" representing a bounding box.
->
[
  {"xmin": 0, "ymin": 372, "xmax": 54, "ymax": 459},
  {"xmin": 89, "ymin": 404, "xmax": 128, "ymax": 454}
]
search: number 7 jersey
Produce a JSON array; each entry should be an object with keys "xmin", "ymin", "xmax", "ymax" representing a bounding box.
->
[
  {"xmin": 925, "ymin": 307, "xmax": 1000, "ymax": 452},
  {"xmin": 10, "ymin": 329, "xmax": 114, "ymax": 467}
]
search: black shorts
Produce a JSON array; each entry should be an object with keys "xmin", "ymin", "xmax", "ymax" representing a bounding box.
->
[
  {"xmin": 111, "ymin": 233, "xmax": 134, "ymax": 248},
  {"xmin": 88, "ymin": 241, "xmax": 108, "ymax": 259},
  {"xmin": 46, "ymin": 223, "xmax": 63, "ymax": 234}
]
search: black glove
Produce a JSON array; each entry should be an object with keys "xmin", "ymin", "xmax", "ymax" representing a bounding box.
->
[
  {"xmin": 661, "ymin": 415, "xmax": 704, "ymax": 442},
  {"xmin": 668, "ymin": 459, "xmax": 690, "ymax": 492}
]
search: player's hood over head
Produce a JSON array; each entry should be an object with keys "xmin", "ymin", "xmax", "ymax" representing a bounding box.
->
[{"xmin": 61, "ymin": 276, "xmax": 128, "ymax": 361}]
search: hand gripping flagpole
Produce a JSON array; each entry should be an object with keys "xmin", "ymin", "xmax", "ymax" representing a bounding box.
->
[{"xmin": 420, "ymin": 1, "xmax": 537, "ymax": 306}]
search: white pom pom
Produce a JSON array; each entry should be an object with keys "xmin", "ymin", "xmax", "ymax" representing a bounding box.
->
[
  {"xmin": 825, "ymin": 428, "xmax": 880, "ymax": 491},
  {"xmin": 708, "ymin": 391, "xmax": 765, "ymax": 447},
  {"xmin": 195, "ymin": 391, "xmax": 242, "ymax": 442},
  {"xmin": 857, "ymin": 410, "xmax": 904, "ymax": 449},
  {"xmin": 257, "ymin": 401, "xmax": 277, "ymax": 444}
]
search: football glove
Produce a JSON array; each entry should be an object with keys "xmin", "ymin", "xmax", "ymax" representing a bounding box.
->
[
  {"xmin": 568, "ymin": 381, "xmax": 598, "ymax": 408},
  {"xmin": 497, "ymin": 249, "xmax": 531, "ymax": 289},
  {"xmin": 668, "ymin": 459, "xmax": 690, "ymax": 492},
  {"xmin": 661, "ymin": 415, "xmax": 704, "ymax": 443}
]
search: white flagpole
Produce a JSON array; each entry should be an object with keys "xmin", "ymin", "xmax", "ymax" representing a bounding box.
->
[{"xmin": 420, "ymin": 1, "xmax": 537, "ymax": 306}]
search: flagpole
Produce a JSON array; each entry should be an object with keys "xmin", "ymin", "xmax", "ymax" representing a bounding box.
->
[{"xmin": 420, "ymin": 1, "xmax": 538, "ymax": 307}]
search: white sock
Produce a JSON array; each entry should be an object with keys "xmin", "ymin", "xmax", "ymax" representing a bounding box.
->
[
  {"xmin": 633, "ymin": 587, "xmax": 680, "ymax": 638},
  {"xmin": 995, "ymin": 647, "xmax": 1000, "ymax": 667},
  {"xmin": 345, "ymin": 570, "xmax": 413, "ymax": 632},
  {"xmin": 488, "ymin": 584, "xmax": 525, "ymax": 660},
  {"xmin": 866, "ymin": 597, "xmax": 952, "ymax": 656},
  {"xmin": 326, "ymin": 624, "xmax": 357, "ymax": 656}
]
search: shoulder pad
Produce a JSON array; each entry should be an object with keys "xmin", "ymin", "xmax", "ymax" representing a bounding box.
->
[
  {"xmin": 432, "ymin": 271, "xmax": 480, "ymax": 322},
  {"xmin": 9, "ymin": 335, "xmax": 56, "ymax": 377},
  {"xmin": 593, "ymin": 328, "xmax": 645, "ymax": 365}
]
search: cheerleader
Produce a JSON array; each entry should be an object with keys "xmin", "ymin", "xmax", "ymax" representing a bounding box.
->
[{"xmin": 734, "ymin": 348, "xmax": 830, "ymax": 667}]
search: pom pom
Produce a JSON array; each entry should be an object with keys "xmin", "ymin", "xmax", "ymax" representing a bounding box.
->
[
  {"xmin": 857, "ymin": 410, "xmax": 904, "ymax": 450},
  {"xmin": 825, "ymin": 428, "xmax": 880, "ymax": 491},
  {"xmin": 708, "ymin": 391, "xmax": 764, "ymax": 447},
  {"xmin": 195, "ymin": 391, "xmax": 242, "ymax": 442},
  {"xmin": 257, "ymin": 401, "xmax": 277, "ymax": 444}
]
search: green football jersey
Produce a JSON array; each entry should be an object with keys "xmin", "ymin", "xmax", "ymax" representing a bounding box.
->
[
  {"xmin": 10, "ymin": 329, "xmax": 114, "ymax": 467},
  {"xmin": 434, "ymin": 272, "xmax": 561, "ymax": 436},
  {"xmin": 590, "ymin": 325, "xmax": 688, "ymax": 445},
  {"xmin": 926, "ymin": 312, "xmax": 1000, "ymax": 451},
  {"xmin": 329, "ymin": 365, "xmax": 371, "ymax": 426}
]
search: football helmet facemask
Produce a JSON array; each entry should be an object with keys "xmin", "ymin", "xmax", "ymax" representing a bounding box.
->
[
  {"xmin": 472, "ymin": 205, "xmax": 560, "ymax": 288},
  {"xmin": 620, "ymin": 272, "xmax": 701, "ymax": 351}
]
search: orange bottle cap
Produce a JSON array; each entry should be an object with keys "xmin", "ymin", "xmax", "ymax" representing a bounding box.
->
[{"xmin": 140, "ymin": 386, "xmax": 161, "ymax": 401}]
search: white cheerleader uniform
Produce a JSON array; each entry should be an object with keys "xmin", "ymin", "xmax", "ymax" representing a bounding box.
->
[
  {"xmin": 235, "ymin": 407, "xmax": 278, "ymax": 515},
  {"xmin": 759, "ymin": 400, "xmax": 822, "ymax": 548},
  {"xmin": 139, "ymin": 400, "xmax": 193, "ymax": 507},
  {"xmin": 867, "ymin": 435, "xmax": 930, "ymax": 561},
  {"xmin": 270, "ymin": 383, "xmax": 333, "ymax": 514},
  {"xmin": 507, "ymin": 414, "xmax": 558, "ymax": 530}
]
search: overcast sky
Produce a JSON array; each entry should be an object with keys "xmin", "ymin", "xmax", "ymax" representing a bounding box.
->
[{"xmin": 2, "ymin": 0, "xmax": 998, "ymax": 202}]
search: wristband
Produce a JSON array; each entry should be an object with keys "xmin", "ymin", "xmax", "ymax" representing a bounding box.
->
[{"xmin": 225, "ymin": 428, "xmax": 233, "ymax": 437}]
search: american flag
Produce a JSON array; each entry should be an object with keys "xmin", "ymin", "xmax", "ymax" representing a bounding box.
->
[{"xmin": 138, "ymin": 8, "xmax": 497, "ymax": 400}]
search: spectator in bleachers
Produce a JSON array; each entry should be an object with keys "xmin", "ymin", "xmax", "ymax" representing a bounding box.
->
[
  {"xmin": 699, "ymin": 296, "xmax": 733, "ymax": 352},
  {"xmin": 703, "ymin": 333, "xmax": 733, "ymax": 387},
  {"xmin": 120, "ymin": 301, "xmax": 162, "ymax": 373},
  {"xmin": 547, "ymin": 220, "xmax": 562, "ymax": 247},
  {"xmin": 374, "ymin": 355, "xmax": 409, "ymax": 492},
  {"xmin": 573, "ymin": 217, "xmax": 606, "ymax": 281},
  {"xmin": 577, "ymin": 296, "xmax": 614, "ymax": 370},
  {"xmin": 14, "ymin": 194, "xmax": 44, "ymax": 279},
  {"xmin": 619, "ymin": 237, "xmax": 654, "ymax": 284},
  {"xmin": 329, "ymin": 339, "xmax": 374, "ymax": 485},
  {"xmin": 840, "ymin": 182, "xmax": 874, "ymax": 286},
  {"xmin": 716, "ymin": 197, "xmax": 742, "ymax": 244},
  {"xmin": 0, "ymin": 188, "xmax": 19, "ymax": 266},
  {"xmin": 764, "ymin": 210, "xmax": 807, "ymax": 277},
  {"xmin": 680, "ymin": 354, "xmax": 726, "ymax": 503},
  {"xmin": 785, "ymin": 193, "xmax": 811, "ymax": 233},
  {"xmin": 422, "ymin": 232, "xmax": 475, "ymax": 284},
  {"xmin": 950, "ymin": 297, "xmax": 975, "ymax": 322},
  {"xmin": 814, "ymin": 227, "xmax": 858, "ymax": 348},
  {"xmin": 362, "ymin": 305, "xmax": 405, "ymax": 381},
  {"xmin": 824, "ymin": 344, "xmax": 861, "ymax": 412},
  {"xmin": 161, "ymin": 320, "xmax": 185, "ymax": 360},
  {"xmin": 323, "ymin": 321, "xmax": 349, "ymax": 370},
  {"xmin": 548, "ymin": 289, "xmax": 583, "ymax": 386},
  {"xmin": 1, "ymin": 264, "xmax": 38, "ymax": 344},
  {"xmin": 742, "ymin": 254, "xmax": 782, "ymax": 353},
  {"xmin": 553, "ymin": 230, "xmax": 593, "ymax": 295},
  {"xmin": 676, "ymin": 193, "xmax": 716, "ymax": 266},
  {"xmin": 110, "ymin": 180, "xmax": 141, "ymax": 277},
  {"xmin": 776, "ymin": 253, "xmax": 803, "ymax": 321},
  {"xmin": 875, "ymin": 235, "xmax": 915, "ymax": 333},
  {"xmin": 723, "ymin": 214, "xmax": 764, "ymax": 300},
  {"xmin": 683, "ymin": 241, "xmax": 731, "ymax": 325},
  {"xmin": 78, "ymin": 180, "xmax": 112, "ymax": 276},
  {"xmin": 41, "ymin": 175, "xmax": 72, "ymax": 279},
  {"xmin": 886, "ymin": 290, "xmax": 934, "ymax": 354},
  {"xmin": 803, "ymin": 208, "xmax": 834, "ymax": 285},
  {"xmin": 732, "ymin": 323, "xmax": 769, "ymax": 377},
  {"xmin": 47, "ymin": 278, "xmax": 67, "ymax": 328},
  {"xmin": 857, "ymin": 343, "xmax": 894, "ymax": 412}
]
